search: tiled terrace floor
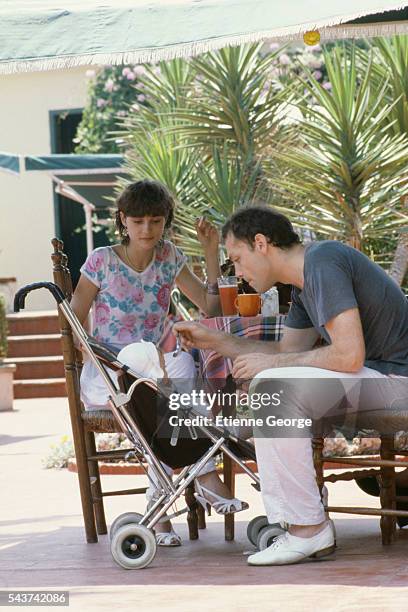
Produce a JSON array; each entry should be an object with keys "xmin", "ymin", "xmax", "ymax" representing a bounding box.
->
[{"xmin": 1, "ymin": 398, "xmax": 407, "ymax": 611}]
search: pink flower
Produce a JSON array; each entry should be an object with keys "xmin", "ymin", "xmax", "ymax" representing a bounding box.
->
[
  {"xmin": 323, "ymin": 82, "xmax": 332, "ymax": 90},
  {"xmin": 133, "ymin": 66, "xmax": 146, "ymax": 76},
  {"xmin": 157, "ymin": 284, "xmax": 170, "ymax": 309},
  {"xmin": 121, "ymin": 314, "xmax": 137, "ymax": 330},
  {"xmin": 269, "ymin": 42, "xmax": 280, "ymax": 51},
  {"xmin": 313, "ymin": 70, "xmax": 322, "ymax": 80},
  {"xmin": 87, "ymin": 253, "xmax": 104, "ymax": 273},
  {"xmin": 126, "ymin": 72, "xmax": 135, "ymax": 81},
  {"xmin": 112, "ymin": 275, "xmax": 131, "ymax": 300},
  {"xmin": 131, "ymin": 288, "xmax": 144, "ymax": 303},
  {"xmin": 122, "ymin": 67, "xmax": 132, "ymax": 77},
  {"xmin": 97, "ymin": 98, "xmax": 107, "ymax": 108},
  {"xmin": 279, "ymin": 53, "xmax": 290, "ymax": 66},
  {"xmin": 95, "ymin": 303, "xmax": 110, "ymax": 325},
  {"xmin": 137, "ymin": 94, "xmax": 146, "ymax": 102},
  {"xmin": 144, "ymin": 313, "xmax": 160, "ymax": 330},
  {"xmin": 104, "ymin": 78, "xmax": 115, "ymax": 92},
  {"xmin": 117, "ymin": 328, "xmax": 134, "ymax": 344}
]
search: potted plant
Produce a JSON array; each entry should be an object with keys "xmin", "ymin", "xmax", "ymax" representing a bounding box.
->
[{"xmin": 0, "ymin": 294, "xmax": 15, "ymax": 411}]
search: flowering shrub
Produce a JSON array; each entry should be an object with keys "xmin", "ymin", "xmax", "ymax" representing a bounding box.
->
[
  {"xmin": 75, "ymin": 66, "xmax": 148, "ymax": 153},
  {"xmin": 43, "ymin": 436, "xmax": 74, "ymax": 469},
  {"xmin": 42, "ymin": 433, "xmax": 134, "ymax": 469}
]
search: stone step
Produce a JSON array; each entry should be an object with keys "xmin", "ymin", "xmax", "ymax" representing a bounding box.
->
[
  {"xmin": 13, "ymin": 378, "xmax": 67, "ymax": 399},
  {"xmin": 6, "ymin": 310, "xmax": 59, "ymax": 336},
  {"xmin": 7, "ymin": 334, "xmax": 62, "ymax": 358},
  {"xmin": 4, "ymin": 356, "xmax": 65, "ymax": 380}
]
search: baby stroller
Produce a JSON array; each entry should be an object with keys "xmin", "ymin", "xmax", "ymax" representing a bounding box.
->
[{"xmin": 14, "ymin": 281, "xmax": 282, "ymax": 569}]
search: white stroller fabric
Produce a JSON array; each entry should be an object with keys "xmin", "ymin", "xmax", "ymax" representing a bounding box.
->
[{"xmin": 80, "ymin": 341, "xmax": 198, "ymax": 408}]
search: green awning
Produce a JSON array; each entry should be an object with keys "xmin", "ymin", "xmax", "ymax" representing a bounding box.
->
[
  {"xmin": 0, "ymin": 153, "xmax": 20, "ymax": 175},
  {"xmin": 0, "ymin": 152, "xmax": 129, "ymax": 253},
  {"xmin": 0, "ymin": 1, "xmax": 407, "ymax": 74},
  {"xmin": 24, "ymin": 154, "xmax": 125, "ymax": 173}
]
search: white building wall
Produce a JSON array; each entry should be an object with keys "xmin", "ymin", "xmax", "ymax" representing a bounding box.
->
[{"xmin": 0, "ymin": 67, "xmax": 90, "ymax": 311}]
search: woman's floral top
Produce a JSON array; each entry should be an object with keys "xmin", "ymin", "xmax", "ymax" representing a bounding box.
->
[{"xmin": 80, "ymin": 240, "xmax": 187, "ymax": 349}]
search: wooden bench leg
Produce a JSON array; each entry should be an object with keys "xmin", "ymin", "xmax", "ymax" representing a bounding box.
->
[
  {"xmin": 223, "ymin": 453, "xmax": 235, "ymax": 541},
  {"xmin": 380, "ymin": 435, "xmax": 397, "ymax": 545},
  {"xmin": 71, "ymin": 431, "xmax": 98, "ymax": 543},
  {"xmin": 312, "ymin": 437, "xmax": 326, "ymax": 511},
  {"xmin": 86, "ymin": 432, "xmax": 107, "ymax": 535},
  {"xmin": 185, "ymin": 483, "xmax": 200, "ymax": 540}
]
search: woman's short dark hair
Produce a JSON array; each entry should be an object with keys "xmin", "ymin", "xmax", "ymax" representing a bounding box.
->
[
  {"xmin": 221, "ymin": 206, "xmax": 300, "ymax": 250},
  {"xmin": 115, "ymin": 179, "xmax": 175, "ymax": 244}
]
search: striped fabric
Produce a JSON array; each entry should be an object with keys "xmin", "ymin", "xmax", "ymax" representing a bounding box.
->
[{"xmin": 199, "ymin": 315, "xmax": 286, "ymax": 388}]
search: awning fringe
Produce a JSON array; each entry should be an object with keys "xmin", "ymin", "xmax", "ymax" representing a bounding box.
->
[{"xmin": 0, "ymin": 6, "xmax": 407, "ymax": 74}]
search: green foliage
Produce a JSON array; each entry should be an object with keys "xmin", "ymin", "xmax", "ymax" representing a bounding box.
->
[
  {"xmin": 75, "ymin": 40, "xmax": 408, "ymax": 265},
  {"xmin": 75, "ymin": 65, "xmax": 147, "ymax": 153},
  {"xmin": 270, "ymin": 43, "xmax": 408, "ymax": 253},
  {"xmin": 0, "ymin": 295, "xmax": 8, "ymax": 360},
  {"xmin": 368, "ymin": 35, "xmax": 408, "ymax": 138}
]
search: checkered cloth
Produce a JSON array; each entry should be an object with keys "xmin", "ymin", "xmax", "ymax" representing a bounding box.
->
[{"xmin": 199, "ymin": 315, "xmax": 286, "ymax": 390}]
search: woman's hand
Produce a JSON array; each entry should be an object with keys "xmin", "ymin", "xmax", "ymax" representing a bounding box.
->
[{"xmin": 195, "ymin": 216, "xmax": 219, "ymax": 253}]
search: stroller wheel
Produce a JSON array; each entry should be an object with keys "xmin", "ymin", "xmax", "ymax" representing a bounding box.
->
[
  {"xmin": 109, "ymin": 512, "xmax": 144, "ymax": 541},
  {"xmin": 247, "ymin": 515, "xmax": 268, "ymax": 546},
  {"xmin": 257, "ymin": 524, "xmax": 286, "ymax": 550},
  {"xmin": 111, "ymin": 524, "xmax": 157, "ymax": 570}
]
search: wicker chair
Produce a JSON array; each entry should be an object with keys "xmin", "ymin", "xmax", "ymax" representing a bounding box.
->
[{"xmin": 51, "ymin": 238, "xmax": 205, "ymax": 543}]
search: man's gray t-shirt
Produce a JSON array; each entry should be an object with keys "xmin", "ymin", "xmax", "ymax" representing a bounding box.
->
[{"xmin": 285, "ymin": 241, "xmax": 408, "ymax": 376}]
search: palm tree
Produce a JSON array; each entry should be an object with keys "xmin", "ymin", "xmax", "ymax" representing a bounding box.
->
[
  {"xmin": 270, "ymin": 43, "xmax": 408, "ymax": 253},
  {"xmin": 115, "ymin": 45, "xmax": 290, "ymax": 257},
  {"xmin": 365, "ymin": 36, "xmax": 408, "ymax": 283}
]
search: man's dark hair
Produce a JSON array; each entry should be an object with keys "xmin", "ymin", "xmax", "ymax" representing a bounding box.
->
[
  {"xmin": 115, "ymin": 179, "xmax": 175, "ymax": 244},
  {"xmin": 221, "ymin": 206, "xmax": 300, "ymax": 249}
]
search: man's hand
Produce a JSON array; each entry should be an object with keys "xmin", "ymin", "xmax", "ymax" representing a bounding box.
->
[
  {"xmin": 232, "ymin": 353, "xmax": 277, "ymax": 380},
  {"xmin": 173, "ymin": 321, "xmax": 220, "ymax": 351}
]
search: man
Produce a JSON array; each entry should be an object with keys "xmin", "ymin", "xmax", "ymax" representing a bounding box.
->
[{"xmin": 174, "ymin": 206, "xmax": 408, "ymax": 566}]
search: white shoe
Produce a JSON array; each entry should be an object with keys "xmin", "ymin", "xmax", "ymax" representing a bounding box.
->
[
  {"xmin": 248, "ymin": 522, "xmax": 335, "ymax": 566},
  {"xmin": 194, "ymin": 480, "xmax": 249, "ymax": 515}
]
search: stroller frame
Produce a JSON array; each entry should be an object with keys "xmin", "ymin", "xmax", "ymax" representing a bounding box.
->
[{"xmin": 15, "ymin": 282, "xmax": 261, "ymax": 569}]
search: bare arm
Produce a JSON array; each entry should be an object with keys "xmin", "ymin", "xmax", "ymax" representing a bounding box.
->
[
  {"xmin": 172, "ymin": 321, "xmax": 319, "ymax": 359},
  {"xmin": 232, "ymin": 308, "xmax": 365, "ymax": 379},
  {"xmin": 175, "ymin": 264, "xmax": 222, "ymax": 317},
  {"xmin": 175, "ymin": 217, "xmax": 222, "ymax": 316},
  {"xmin": 70, "ymin": 274, "xmax": 99, "ymax": 331}
]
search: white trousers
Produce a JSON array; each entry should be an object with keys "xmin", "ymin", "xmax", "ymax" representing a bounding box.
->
[{"xmin": 249, "ymin": 365, "xmax": 400, "ymax": 526}]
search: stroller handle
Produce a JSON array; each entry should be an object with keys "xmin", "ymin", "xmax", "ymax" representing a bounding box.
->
[{"xmin": 14, "ymin": 282, "xmax": 66, "ymax": 312}]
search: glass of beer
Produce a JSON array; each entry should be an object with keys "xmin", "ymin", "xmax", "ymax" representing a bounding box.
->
[{"xmin": 218, "ymin": 276, "xmax": 239, "ymax": 316}]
